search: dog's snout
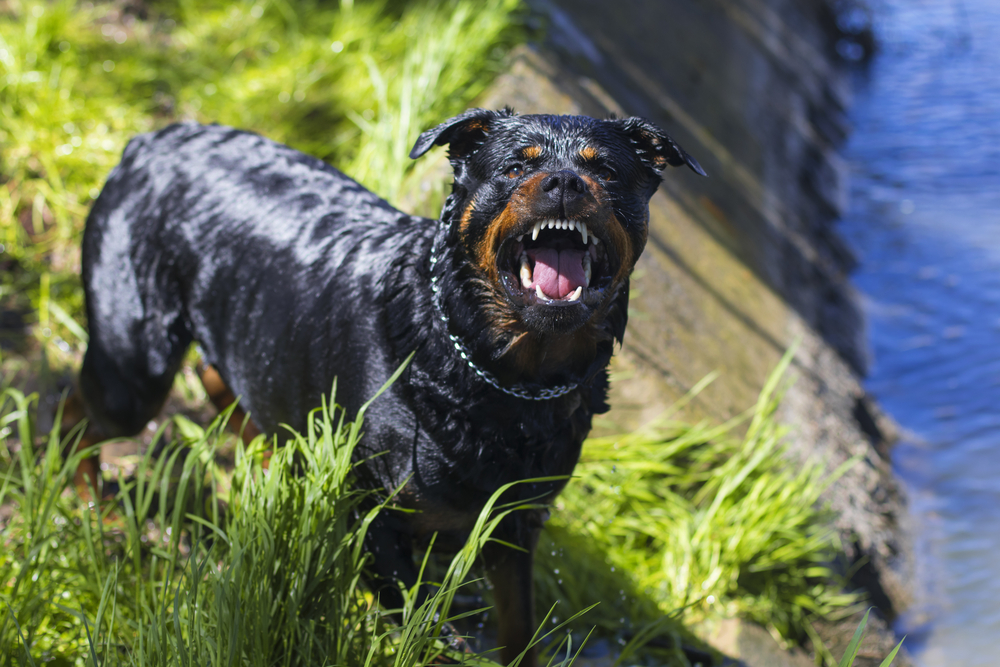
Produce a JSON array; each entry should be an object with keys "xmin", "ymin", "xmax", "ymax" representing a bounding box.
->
[
  {"xmin": 541, "ymin": 170, "xmax": 586, "ymax": 196},
  {"xmin": 540, "ymin": 170, "xmax": 586, "ymax": 217}
]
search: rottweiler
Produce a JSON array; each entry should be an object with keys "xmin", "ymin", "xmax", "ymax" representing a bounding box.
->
[{"xmin": 61, "ymin": 108, "xmax": 704, "ymax": 665}]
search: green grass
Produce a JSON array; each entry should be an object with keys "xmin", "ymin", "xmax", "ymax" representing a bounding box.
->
[
  {"xmin": 0, "ymin": 358, "xmax": 903, "ymax": 666},
  {"xmin": 0, "ymin": 0, "xmax": 524, "ymax": 362},
  {"xmin": 0, "ymin": 370, "xmax": 595, "ymax": 666},
  {"xmin": 531, "ymin": 352, "xmax": 872, "ymax": 656}
]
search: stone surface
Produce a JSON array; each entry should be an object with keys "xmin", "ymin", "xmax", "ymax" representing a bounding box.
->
[
  {"xmin": 465, "ymin": 0, "xmax": 911, "ymax": 662},
  {"xmin": 699, "ymin": 618, "xmax": 815, "ymax": 667}
]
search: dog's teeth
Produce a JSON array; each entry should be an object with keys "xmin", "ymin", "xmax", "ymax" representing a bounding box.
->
[
  {"xmin": 532, "ymin": 221, "xmax": 541, "ymax": 241},
  {"xmin": 517, "ymin": 234, "xmax": 524, "ymax": 242},
  {"xmin": 583, "ymin": 253, "xmax": 592, "ymax": 284},
  {"xmin": 520, "ymin": 253, "xmax": 532, "ymax": 288},
  {"xmin": 567, "ymin": 286, "xmax": 583, "ymax": 301},
  {"xmin": 535, "ymin": 285, "xmax": 549, "ymax": 301},
  {"xmin": 591, "ymin": 234, "xmax": 600, "ymax": 245},
  {"xmin": 579, "ymin": 222, "xmax": 588, "ymax": 244}
]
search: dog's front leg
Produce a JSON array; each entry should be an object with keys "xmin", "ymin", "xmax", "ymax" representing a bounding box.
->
[{"xmin": 482, "ymin": 509, "xmax": 545, "ymax": 667}]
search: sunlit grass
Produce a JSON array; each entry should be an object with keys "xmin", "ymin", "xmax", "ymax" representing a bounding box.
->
[
  {"xmin": 0, "ymin": 368, "xmax": 591, "ymax": 666},
  {"xmin": 532, "ymin": 352, "xmax": 866, "ymax": 654},
  {"xmin": 0, "ymin": 363, "xmax": 903, "ymax": 666},
  {"xmin": 0, "ymin": 0, "xmax": 523, "ymax": 359}
]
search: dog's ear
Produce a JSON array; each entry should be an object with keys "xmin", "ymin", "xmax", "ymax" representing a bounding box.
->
[
  {"xmin": 614, "ymin": 117, "xmax": 707, "ymax": 176},
  {"xmin": 409, "ymin": 108, "xmax": 514, "ymax": 161}
]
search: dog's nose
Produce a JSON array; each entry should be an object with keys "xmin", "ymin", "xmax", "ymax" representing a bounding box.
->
[
  {"xmin": 541, "ymin": 170, "xmax": 586, "ymax": 197},
  {"xmin": 540, "ymin": 170, "xmax": 586, "ymax": 218}
]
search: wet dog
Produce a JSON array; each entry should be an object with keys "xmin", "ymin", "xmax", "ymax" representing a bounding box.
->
[{"xmin": 63, "ymin": 109, "xmax": 704, "ymax": 665}]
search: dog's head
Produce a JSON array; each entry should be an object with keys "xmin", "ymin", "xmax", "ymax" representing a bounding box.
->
[{"xmin": 411, "ymin": 109, "xmax": 704, "ymax": 374}]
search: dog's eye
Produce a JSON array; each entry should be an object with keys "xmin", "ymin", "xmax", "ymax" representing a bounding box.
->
[
  {"xmin": 505, "ymin": 164, "xmax": 524, "ymax": 179},
  {"xmin": 597, "ymin": 167, "xmax": 617, "ymax": 181}
]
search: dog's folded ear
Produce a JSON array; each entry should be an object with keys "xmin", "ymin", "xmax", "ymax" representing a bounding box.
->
[
  {"xmin": 409, "ymin": 107, "xmax": 514, "ymax": 161},
  {"xmin": 614, "ymin": 117, "xmax": 708, "ymax": 177}
]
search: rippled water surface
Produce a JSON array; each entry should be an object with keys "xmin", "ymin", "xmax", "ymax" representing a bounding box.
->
[{"xmin": 838, "ymin": 1, "xmax": 1000, "ymax": 663}]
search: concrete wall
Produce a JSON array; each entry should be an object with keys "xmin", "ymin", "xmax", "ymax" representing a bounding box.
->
[{"xmin": 469, "ymin": 0, "xmax": 910, "ymax": 635}]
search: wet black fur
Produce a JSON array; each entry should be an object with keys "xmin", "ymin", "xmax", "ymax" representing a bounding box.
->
[{"xmin": 78, "ymin": 110, "xmax": 703, "ymax": 664}]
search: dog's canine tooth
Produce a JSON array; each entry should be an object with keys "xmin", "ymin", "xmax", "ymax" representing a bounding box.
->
[
  {"xmin": 579, "ymin": 222, "xmax": 588, "ymax": 244},
  {"xmin": 531, "ymin": 221, "xmax": 541, "ymax": 241},
  {"xmin": 520, "ymin": 253, "xmax": 532, "ymax": 288},
  {"xmin": 567, "ymin": 286, "xmax": 583, "ymax": 301},
  {"xmin": 535, "ymin": 285, "xmax": 549, "ymax": 301},
  {"xmin": 583, "ymin": 253, "xmax": 592, "ymax": 284},
  {"xmin": 517, "ymin": 234, "xmax": 524, "ymax": 243}
]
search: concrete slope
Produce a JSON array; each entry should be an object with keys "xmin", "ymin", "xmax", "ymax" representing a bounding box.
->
[{"xmin": 467, "ymin": 0, "xmax": 911, "ymax": 649}]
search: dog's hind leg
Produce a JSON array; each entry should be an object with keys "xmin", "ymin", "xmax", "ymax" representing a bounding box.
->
[
  {"xmin": 63, "ymin": 329, "xmax": 189, "ymax": 497},
  {"xmin": 70, "ymin": 219, "xmax": 194, "ymax": 496},
  {"xmin": 58, "ymin": 390, "xmax": 108, "ymax": 497}
]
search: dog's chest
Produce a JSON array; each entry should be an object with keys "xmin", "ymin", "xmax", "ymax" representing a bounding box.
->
[{"xmin": 384, "ymin": 388, "xmax": 589, "ymax": 536}]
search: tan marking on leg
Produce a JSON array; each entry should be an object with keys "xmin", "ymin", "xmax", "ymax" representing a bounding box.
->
[
  {"xmin": 197, "ymin": 361, "xmax": 261, "ymax": 445},
  {"xmin": 59, "ymin": 390, "xmax": 105, "ymax": 499}
]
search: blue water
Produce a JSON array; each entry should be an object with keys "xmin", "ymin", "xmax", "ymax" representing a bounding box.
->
[{"xmin": 839, "ymin": 1, "xmax": 1000, "ymax": 663}]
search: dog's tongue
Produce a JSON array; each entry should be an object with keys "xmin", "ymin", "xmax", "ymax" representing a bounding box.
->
[{"xmin": 527, "ymin": 248, "xmax": 588, "ymax": 299}]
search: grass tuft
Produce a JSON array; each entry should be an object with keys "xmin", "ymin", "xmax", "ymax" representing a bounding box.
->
[{"xmin": 534, "ymin": 350, "xmax": 865, "ymax": 651}]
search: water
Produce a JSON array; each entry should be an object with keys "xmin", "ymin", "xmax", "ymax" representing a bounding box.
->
[{"xmin": 838, "ymin": 1, "xmax": 1000, "ymax": 663}]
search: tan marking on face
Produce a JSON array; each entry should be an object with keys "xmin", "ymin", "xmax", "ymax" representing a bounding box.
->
[
  {"xmin": 579, "ymin": 174, "xmax": 636, "ymax": 281},
  {"xmin": 521, "ymin": 145, "xmax": 542, "ymax": 160},
  {"xmin": 474, "ymin": 173, "xmax": 547, "ymax": 281},
  {"xmin": 579, "ymin": 146, "xmax": 598, "ymax": 161}
]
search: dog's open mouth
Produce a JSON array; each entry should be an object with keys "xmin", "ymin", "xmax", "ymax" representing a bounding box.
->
[{"xmin": 496, "ymin": 218, "xmax": 615, "ymax": 307}]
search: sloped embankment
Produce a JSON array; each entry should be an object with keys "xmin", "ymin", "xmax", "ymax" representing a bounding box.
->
[{"xmin": 470, "ymin": 0, "xmax": 909, "ymax": 661}]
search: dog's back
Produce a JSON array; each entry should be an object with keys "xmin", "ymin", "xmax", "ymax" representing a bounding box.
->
[{"xmin": 80, "ymin": 123, "xmax": 430, "ymax": 440}]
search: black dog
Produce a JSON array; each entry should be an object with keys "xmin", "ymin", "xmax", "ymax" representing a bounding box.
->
[{"xmin": 64, "ymin": 109, "xmax": 703, "ymax": 665}]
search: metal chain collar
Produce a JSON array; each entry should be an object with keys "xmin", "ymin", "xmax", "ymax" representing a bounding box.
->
[{"xmin": 427, "ymin": 224, "xmax": 580, "ymax": 401}]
